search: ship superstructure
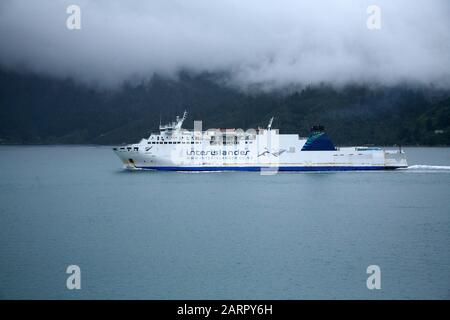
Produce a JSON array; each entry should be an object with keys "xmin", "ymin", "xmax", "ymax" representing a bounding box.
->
[{"xmin": 113, "ymin": 111, "xmax": 407, "ymax": 171}]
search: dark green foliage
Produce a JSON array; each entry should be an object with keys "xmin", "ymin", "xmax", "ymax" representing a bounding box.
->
[{"xmin": 0, "ymin": 70, "xmax": 449, "ymax": 145}]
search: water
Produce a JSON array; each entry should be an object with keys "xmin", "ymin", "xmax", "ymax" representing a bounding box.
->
[{"xmin": 0, "ymin": 146, "xmax": 449, "ymax": 300}]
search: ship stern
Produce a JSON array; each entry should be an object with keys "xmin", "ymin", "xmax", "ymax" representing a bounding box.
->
[{"xmin": 385, "ymin": 150, "xmax": 408, "ymax": 169}]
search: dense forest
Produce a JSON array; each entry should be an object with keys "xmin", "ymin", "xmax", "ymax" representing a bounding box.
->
[{"xmin": 0, "ymin": 69, "xmax": 449, "ymax": 146}]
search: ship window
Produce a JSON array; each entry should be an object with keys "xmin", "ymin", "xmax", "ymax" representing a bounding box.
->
[
  {"xmin": 168, "ymin": 142, "xmax": 172, "ymax": 144},
  {"xmin": 191, "ymin": 142, "xmax": 194, "ymax": 144},
  {"xmin": 164, "ymin": 142, "xmax": 167, "ymax": 144},
  {"xmin": 134, "ymin": 147, "xmax": 139, "ymax": 151}
]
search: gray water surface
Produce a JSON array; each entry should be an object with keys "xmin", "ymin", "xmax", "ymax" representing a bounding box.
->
[{"xmin": 0, "ymin": 146, "xmax": 449, "ymax": 299}]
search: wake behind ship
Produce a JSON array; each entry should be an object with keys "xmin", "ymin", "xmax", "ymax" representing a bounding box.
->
[{"xmin": 113, "ymin": 111, "xmax": 407, "ymax": 171}]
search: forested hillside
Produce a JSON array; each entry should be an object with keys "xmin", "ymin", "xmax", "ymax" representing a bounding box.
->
[{"xmin": 0, "ymin": 70, "xmax": 449, "ymax": 146}]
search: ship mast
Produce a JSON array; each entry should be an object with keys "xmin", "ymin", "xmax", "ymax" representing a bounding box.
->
[
  {"xmin": 159, "ymin": 110, "xmax": 188, "ymax": 133},
  {"xmin": 267, "ymin": 117, "xmax": 274, "ymax": 131},
  {"xmin": 175, "ymin": 110, "xmax": 188, "ymax": 131}
]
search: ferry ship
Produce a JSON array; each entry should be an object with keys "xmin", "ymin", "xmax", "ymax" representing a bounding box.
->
[{"xmin": 113, "ymin": 111, "xmax": 407, "ymax": 171}]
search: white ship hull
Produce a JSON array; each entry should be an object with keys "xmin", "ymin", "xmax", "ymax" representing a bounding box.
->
[{"xmin": 113, "ymin": 112, "xmax": 407, "ymax": 171}]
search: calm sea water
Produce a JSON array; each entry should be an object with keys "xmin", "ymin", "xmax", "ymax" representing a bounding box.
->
[{"xmin": 0, "ymin": 146, "xmax": 449, "ymax": 299}]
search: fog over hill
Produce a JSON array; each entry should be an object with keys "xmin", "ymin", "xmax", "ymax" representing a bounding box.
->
[
  {"xmin": 0, "ymin": 1, "xmax": 449, "ymax": 145},
  {"xmin": 0, "ymin": 69, "xmax": 449, "ymax": 145},
  {"xmin": 1, "ymin": 0, "xmax": 449, "ymax": 89}
]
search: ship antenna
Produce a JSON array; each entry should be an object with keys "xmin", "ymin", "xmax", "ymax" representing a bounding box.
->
[
  {"xmin": 175, "ymin": 110, "xmax": 188, "ymax": 130},
  {"xmin": 267, "ymin": 117, "xmax": 274, "ymax": 131}
]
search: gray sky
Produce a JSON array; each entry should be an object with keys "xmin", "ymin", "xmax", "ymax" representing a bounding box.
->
[{"xmin": 0, "ymin": 0, "xmax": 449, "ymax": 89}]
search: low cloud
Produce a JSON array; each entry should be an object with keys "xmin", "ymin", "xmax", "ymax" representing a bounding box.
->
[{"xmin": 0, "ymin": 0, "xmax": 449, "ymax": 89}]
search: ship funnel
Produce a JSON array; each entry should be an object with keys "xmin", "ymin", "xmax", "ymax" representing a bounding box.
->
[{"xmin": 302, "ymin": 125, "xmax": 336, "ymax": 151}]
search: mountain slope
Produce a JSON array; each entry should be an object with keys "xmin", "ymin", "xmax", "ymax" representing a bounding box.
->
[{"xmin": 0, "ymin": 70, "xmax": 449, "ymax": 145}]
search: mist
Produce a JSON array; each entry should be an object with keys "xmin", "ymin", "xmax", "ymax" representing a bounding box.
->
[{"xmin": 0, "ymin": 0, "xmax": 449, "ymax": 90}]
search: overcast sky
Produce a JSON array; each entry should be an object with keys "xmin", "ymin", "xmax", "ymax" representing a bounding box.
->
[{"xmin": 0, "ymin": 0, "xmax": 449, "ymax": 90}]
